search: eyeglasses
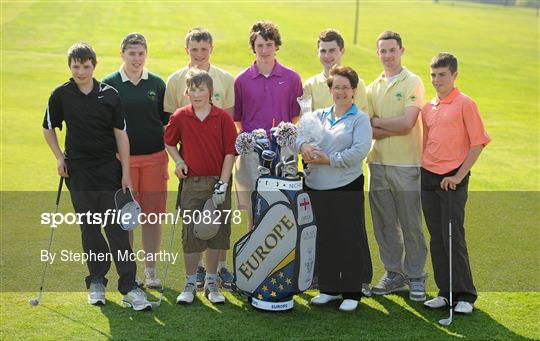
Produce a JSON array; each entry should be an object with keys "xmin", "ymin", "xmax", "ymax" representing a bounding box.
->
[{"xmin": 331, "ymin": 86, "xmax": 353, "ymax": 91}]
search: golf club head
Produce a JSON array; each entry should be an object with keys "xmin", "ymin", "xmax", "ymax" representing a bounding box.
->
[
  {"xmin": 257, "ymin": 166, "xmax": 271, "ymax": 176},
  {"xmin": 28, "ymin": 297, "xmax": 40, "ymax": 306},
  {"xmin": 439, "ymin": 309, "xmax": 453, "ymax": 326},
  {"xmin": 253, "ymin": 144, "xmax": 265, "ymax": 166},
  {"xmin": 283, "ymin": 165, "xmax": 297, "ymax": 178},
  {"xmin": 439, "ymin": 317, "xmax": 452, "ymax": 326},
  {"xmin": 296, "ymin": 170, "xmax": 307, "ymax": 178},
  {"xmin": 261, "ymin": 150, "xmax": 276, "ymax": 172}
]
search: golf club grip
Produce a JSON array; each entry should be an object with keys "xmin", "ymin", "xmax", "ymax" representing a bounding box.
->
[
  {"xmin": 174, "ymin": 179, "xmax": 184, "ymax": 210},
  {"xmin": 56, "ymin": 177, "xmax": 64, "ymax": 206}
]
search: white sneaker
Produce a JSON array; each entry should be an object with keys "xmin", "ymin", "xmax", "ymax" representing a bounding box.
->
[
  {"xmin": 144, "ymin": 268, "xmax": 162, "ymax": 289},
  {"xmin": 339, "ymin": 299, "xmax": 359, "ymax": 312},
  {"xmin": 362, "ymin": 283, "xmax": 372, "ymax": 297},
  {"xmin": 424, "ymin": 296, "xmax": 448, "ymax": 309},
  {"xmin": 88, "ymin": 281, "xmax": 106, "ymax": 305},
  {"xmin": 454, "ymin": 301, "xmax": 474, "ymax": 314},
  {"xmin": 204, "ymin": 282, "xmax": 225, "ymax": 304},
  {"xmin": 310, "ymin": 293, "xmax": 340, "ymax": 305},
  {"xmin": 176, "ymin": 283, "xmax": 196, "ymax": 305},
  {"xmin": 122, "ymin": 287, "xmax": 152, "ymax": 311},
  {"xmin": 408, "ymin": 277, "xmax": 426, "ymax": 302}
]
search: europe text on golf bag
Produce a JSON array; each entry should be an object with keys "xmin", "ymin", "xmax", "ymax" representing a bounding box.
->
[{"xmin": 233, "ymin": 176, "xmax": 317, "ymax": 311}]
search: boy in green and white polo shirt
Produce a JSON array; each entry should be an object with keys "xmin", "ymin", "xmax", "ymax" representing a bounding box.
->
[{"xmin": 102, "ymin": 33, "xmax": 168, "ymax": 289}]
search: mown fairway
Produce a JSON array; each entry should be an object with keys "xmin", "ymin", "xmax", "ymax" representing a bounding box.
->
[{"xmin": 1, "ymin": 1, "xmax": 539, "ymax": 339}]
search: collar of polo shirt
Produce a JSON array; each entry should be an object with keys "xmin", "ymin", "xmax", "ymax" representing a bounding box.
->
[
  {"xmin": 432, "ymin": 87, "xmax": 460, "ymax": 106},
  {"xmin": 119, "ymin": 66, "xmax": 149, "ymax": 83}
]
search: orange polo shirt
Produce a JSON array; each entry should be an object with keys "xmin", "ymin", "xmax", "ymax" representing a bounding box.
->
[{"xmin": 421, "ymin": 88, "xmax": 491, "ymax": 174}]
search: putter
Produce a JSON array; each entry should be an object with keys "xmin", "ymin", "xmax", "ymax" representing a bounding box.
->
[
  {"xmin": 439, "ymin": 190, "xmax": 453, "ymax": 326},
  {"xmin": 151, "ymin": 179, "xmax": 183, "ymax": 308},
  {"xmin": 29, "ymin": 177, "xmax": 64, "ymax": 306}
]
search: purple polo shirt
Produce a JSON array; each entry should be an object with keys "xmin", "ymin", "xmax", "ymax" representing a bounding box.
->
[{"xmin": 234, "ymin": 60, "xmax": 302, "ymax": 133}]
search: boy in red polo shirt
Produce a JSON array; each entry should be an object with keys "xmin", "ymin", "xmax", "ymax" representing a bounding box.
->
[
  {"xmin": 164, "ymin": 69, "xmax": 237, "ymax": 304},
  {"xmin": 421, "ymin": 53, "xmax": 491, "ymax": 314}
]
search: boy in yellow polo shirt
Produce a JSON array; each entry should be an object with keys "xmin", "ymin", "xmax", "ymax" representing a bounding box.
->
[
  {"xmin": 422, "ymin": 53, "xmax": 490, "ymax": 314},
  {"xmin": 366, "ymin": 31, "xmax": 428, "ymax": 301},
  {"xmin": 303, "ymin": 29, "xmax": 368, "ymax": 113}
]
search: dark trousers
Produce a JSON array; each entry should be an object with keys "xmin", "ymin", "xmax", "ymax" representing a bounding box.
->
[
  {"xmin": 306, "ymin": 175, "xmax": 373, "ymax": 300},
  {"xmin": 65, "ymin": 159, "xmax": 136, "ymax": 295},
  {"xmin": 421, "ymin": 167, "xmax": 477, "ymax": 303}
]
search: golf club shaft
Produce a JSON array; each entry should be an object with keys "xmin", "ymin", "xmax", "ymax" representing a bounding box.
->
[
  {"xmin": 448, "ymin": 189, "xmax": 453, "ymax": 309},
  {"xmin": 34, "ymin": 176, "xmax": 64, "ymax": 302},
  {"xmin": 157, "ymin": 179, "xmax": 183, "ymax": 305}
]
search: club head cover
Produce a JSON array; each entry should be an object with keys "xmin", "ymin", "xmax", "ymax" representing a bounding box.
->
[
  {"xmin": 193, "ymin": 198, "xmax": 221, "ymax": 240},
  {"xmin": 114, "ymin": 188, "xmax": 141, "ymax": 231}
]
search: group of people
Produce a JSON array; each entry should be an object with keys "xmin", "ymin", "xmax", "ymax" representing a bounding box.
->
[{"xmin": 42, "ymin": 21, "xmax": 490, "ymax": 314}]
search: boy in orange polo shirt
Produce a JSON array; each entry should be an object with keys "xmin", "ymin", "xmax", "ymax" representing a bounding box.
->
[{"xmin": 421, "ymin": 53, "xmax": 491, "ymax": 314}]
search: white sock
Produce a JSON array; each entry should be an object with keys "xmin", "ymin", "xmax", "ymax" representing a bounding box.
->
[
  {"xmin": 205, "ymin": 273, "xmax": 217, "ymax": 284},
  {"xmin": 186, "ymin": 274, "xmax": 197, "ymax": 285},
  {"xmin": 145, "ymin": 267, "xmax": 155, "ymax": 278},
  {"xmin": 218, "ymin": 261, "xmax": 227, "ymax": 271}
]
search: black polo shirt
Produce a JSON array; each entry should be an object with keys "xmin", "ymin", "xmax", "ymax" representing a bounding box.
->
[{"xmin": 42, "ymin": 78, "xmax": 126, "ymax": 170}]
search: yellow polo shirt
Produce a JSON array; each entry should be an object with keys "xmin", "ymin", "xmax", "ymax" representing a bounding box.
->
[
  {"xmin": 164, "ymin": 64, "xmax": 234, "ymax": 113},
  {"xmin": 303, "ymin": 71, "xmax": 368, "ymax": 113},
  {"xmin": 366, "ymin": 67, "xmax": 424, "ymax": 166}
]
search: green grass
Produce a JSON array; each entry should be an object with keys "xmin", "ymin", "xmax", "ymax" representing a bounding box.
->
[{"xmin": 1, "ymin": 0, "xmax": 539, "ymax": 340}]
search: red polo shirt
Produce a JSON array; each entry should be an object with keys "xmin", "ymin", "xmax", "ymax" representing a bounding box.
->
[
  {"xmin": 165, "ymin": 105, "xmax": 237, "ymax": 176},
  {"xmin": 421, "ymin": 88, "xmax": 491, "ymax": 174}
]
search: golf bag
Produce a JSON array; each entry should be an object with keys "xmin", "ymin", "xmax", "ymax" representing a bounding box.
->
[{"xmin": 233, "ymin": 175, "xmax": 317, "ymax": 311}]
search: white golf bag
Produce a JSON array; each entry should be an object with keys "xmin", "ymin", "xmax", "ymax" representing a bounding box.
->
[{"xmin": 233, "ymin": 175, "xmax": 317, "ymax": 311}]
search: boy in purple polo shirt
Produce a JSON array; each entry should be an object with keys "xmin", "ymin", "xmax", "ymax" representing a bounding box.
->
[{"xmin": 233, "ymin": 20, "xmax": 302, "ymax": 229}]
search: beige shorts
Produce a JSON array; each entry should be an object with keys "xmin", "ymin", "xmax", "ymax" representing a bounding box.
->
[{"xmin": 180, "ymin": 176, "xmax": 231, "ymax": 253}]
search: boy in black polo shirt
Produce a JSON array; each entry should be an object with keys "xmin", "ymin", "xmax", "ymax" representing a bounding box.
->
[{"xmin": 42, "ymin": 42, "xmax": 151, "ymax": 311}]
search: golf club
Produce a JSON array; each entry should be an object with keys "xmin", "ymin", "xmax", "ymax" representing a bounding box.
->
[
  {"xmin": 283, "ymin": 165, "xmax": 298, "ymax": 178},
  {"xmin": 274, "ymin": 161, "xmax": 283, "ymax": 177},
  {"xmin": 439, "ymin": 190, "xmax": 453, "ymax": 326},
  {"xmin": 257, "ymin": 165, "xmax": 271, "ymax": 176},
  {"xmin": 29, "ymin": 176, "xmax": 64, "ymax": 306},
  {"xmin": 151, "ymin": 179, "xmax": 183, "ymax": 308},
  {"xmin": 253, "ymin": 143, "xmax": 266, "ymax": 166},
  {"xmin": 261, "ymin": 150, "xmax": 276, "ymax": 173},
  {"xmin": 256, "ymin": 138, "xmax": 270, "ymax": 150}
]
